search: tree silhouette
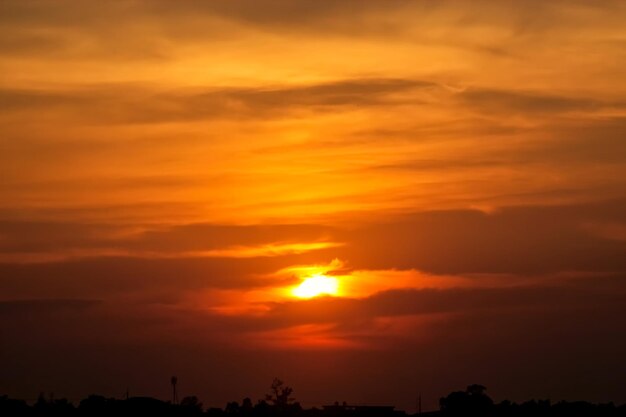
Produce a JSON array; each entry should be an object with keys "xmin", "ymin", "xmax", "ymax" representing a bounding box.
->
[
  {"xmin": 180, "ymin": 396, "xmax": 203, "ymax": 414},
  {"xmin": 265, "ymin": 378, "xmax": 295, "ymax": 408},
  {"xmin": 226, "ymin": 401, "xmax": 240, "ymax": 414},
  {"xmin": 440, "ymin": 384, "xmax": 494, "ymax": 415},
  {"xmin": 241, "ymin": 397, "xmax": 253, "ymax": 416},
  {"xmin": 242, "ymin": 398, "xmax": 253, "ymax": 410}
]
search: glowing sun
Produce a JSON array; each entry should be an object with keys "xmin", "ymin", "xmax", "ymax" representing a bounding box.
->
[{"xmin": 292, "ymin": 274, "xmax": 339, "ymax": 298}]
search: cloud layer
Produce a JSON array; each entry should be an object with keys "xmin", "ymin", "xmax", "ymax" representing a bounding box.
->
[{"xmin": 1, "ymin": 0, "xmax": 626, "ymax": 411}]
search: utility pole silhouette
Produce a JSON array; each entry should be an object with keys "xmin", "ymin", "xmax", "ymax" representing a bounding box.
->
[
  {"xmin": 171, "ymin": 376, "xmax": 178, "ymax": 405},
  {"xmin": 417, "ymin": 393, "xmax": 421, "ymax": 415},
  {"xmin": 417, "ymin": 392, "xmax": 422, "ymax": 416}
]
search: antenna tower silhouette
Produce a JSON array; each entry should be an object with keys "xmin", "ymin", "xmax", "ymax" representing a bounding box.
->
[{"xmin": 171, "ymin": 376, "xmax": 178, "ymax": 405}]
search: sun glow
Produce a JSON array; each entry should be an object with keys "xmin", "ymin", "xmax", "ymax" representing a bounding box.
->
[{"xmin": 292, "ymin": 274, "xmax": 339, "ymax": 298}]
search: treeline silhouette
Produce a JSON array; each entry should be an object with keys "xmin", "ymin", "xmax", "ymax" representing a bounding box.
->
[
  {"xmin": 437, "ymin": 384, "xmax": 625, "ymax": 416},
  {"xmin": 1, "ymin": 382, "xmax": 625, "ymax": 417}
]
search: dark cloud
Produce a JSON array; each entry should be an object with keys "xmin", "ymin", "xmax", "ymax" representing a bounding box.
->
[
  {"xmin": 362, "ymin": 116, "xmax": 626, "ymax": 173},
  {"xmin": 1, "ymin": 0, "xmax": 625, "ymax": 409},
  {"xmin": 125, "ymin": 0, "xmax": 626, "ymax": 38},
  {"xmin": 2, "ymin": 0, "xmax": 625, "ymax": 69},
  {"xmin": 0, "ymin": 220, "xmax": 145, "ymax": 255},
  {"xmin": 338, "ymin": 199, "xmax": 626, "ymax": 275},
  {"xmin": 366, "ymin": 158, "xmax": 507, "ymax": 172},
  {"xmin": 2, "ymin": 275, "xmax": 625, "ymax": 409},
  {"xmin": 0, "ymin": 299, "xmax": 99, "ymax": 314},
  {"xmin": 2, "ymin": 174, "xmax": 205, "ymax": 194},
  {"xmin": 0, "ymin": 32, "xmax": 70, "ymax": 56},
  {"xmin": 0, "ymin": 251, "xmax": 334, "ymax": 300},
  {"xmin": 128, "ymin": 223, "xmax": 338, "ymax": 252},
  {"xmin": 0, "ymin": 0, "xmax": 404, "ymax": 28},
  {"xmin": 216, "ymin": 277, "xmax": 626, "ymax": 333},
  {"xmin": 0, "ymin": 0, "xmax": 616, "ymax": 33},
  {"xmin": 0, "ymin": 220, "xmax": 337, "ymax": 254},
  {"xmin": 1, "ymin": 200, "xmax": 624, "ymax": 298},
  {"xmin": 182, "ymin": 3, "xmax": 406, "ymax": 39},
  {"xmin": 0, "ymin": 201, "xmax": 207, "ymax": 225},
  {"xmin": 524, "ymin": 117, "xmax": 626, "ymax": 165},
  {"xmin": 458, "ymin": 88, "xmax": 605, "ymax": 115},
  {"xmin": 7, "ymin": 82, "xmax": 621, "ymax": 126},
  {"xmin": 0, "ymin": 79, "xmax": 433, "ymax": 124}
]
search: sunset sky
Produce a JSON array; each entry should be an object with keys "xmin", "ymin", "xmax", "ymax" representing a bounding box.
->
[{"xmin": 1, "ymin": 0, "xmax": 626, "ymax": 411}]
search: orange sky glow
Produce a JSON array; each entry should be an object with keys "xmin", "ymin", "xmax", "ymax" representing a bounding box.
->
[{"xmin": 1, "ymin": 0, "xmax": 626, "ymax": 412}]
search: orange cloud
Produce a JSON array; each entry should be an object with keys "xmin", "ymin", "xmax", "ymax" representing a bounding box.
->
[{"xmin": 1, "ymin": 0, "xmax": 626, "ymax": 407}]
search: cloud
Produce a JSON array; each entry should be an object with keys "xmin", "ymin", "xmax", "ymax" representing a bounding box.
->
[
  {"xmin": 225, "ymin": 277, "xmax": 625, "ymax": 333},
  {"xmin": 335, "ymin": 199, "xmax": 626, "ymax": 275},
  {"xmin": 0, "ymin": 299, "xmax": 99, "ymax": 314},
  {"xmin": 523, "ymin": 117, "xmax": 626, "ymax": 165},
  {"xmin": 0, "ymin": 256, "xmax": 302, "ymax": 300},
  {"xmin": 457, "ymin": 88, "xmax": 604, "ymax": 115},
  {"xmin": 1, "ymin": 0, "xmax": 626, "ymax": 409},
  {"xmin": 582, "ymin": 221, "xmax": 626, "ymax": 242},
  {"xmin": 0, "ymin": 220, "xmax": 340, "ymax": 262},
  {"xmin": 0, "ymin": 78, "xmax": 435, "ymax": 124},
  {"xmin": 1, "ymin": 200, "xmax": 624, "ymax": 301},
  {"xmin": 1, "ymin": 264, "xmax": 625, "ymax": 408},
  {"xmin": 6, "ymin": 81, "xmax": 621, "ymax": 126}
]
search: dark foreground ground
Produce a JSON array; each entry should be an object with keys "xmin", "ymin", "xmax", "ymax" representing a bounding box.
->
[{"xmin": 2, "ymin": 384, "xmax": 625, "ymax": 417}]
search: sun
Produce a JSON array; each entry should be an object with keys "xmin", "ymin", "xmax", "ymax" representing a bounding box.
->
[{"xmin": 292, "ymin": 274, "xmax": 339, "ymax": 298}]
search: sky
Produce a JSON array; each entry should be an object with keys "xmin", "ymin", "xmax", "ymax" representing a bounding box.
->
[{"xmin": 1, "ymin": 0, "xmax": 626, "ymax": 411}]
